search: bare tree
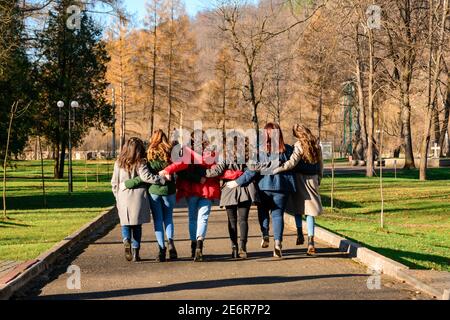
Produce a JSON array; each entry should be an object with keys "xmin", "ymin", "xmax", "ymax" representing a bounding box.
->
[
  {"xmin": 438, "ymin": 60, "xmax": 450, "ymax": 155},
  {"xmin": 2, "ymin": 101, "xmax": 29, "ymax": 219},
  {"xmin": 216, "ymin": 0, "xmax": 324, "ymax": 148},
  {"xmin": 419, "ymin": 0, "xmax": 449, "ymax": 180}
]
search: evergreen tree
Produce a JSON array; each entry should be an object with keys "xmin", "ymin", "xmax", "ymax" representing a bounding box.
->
[
  {"xmin": 0, "ymin": 1, "xmax": 35, "ymax": 161},
  {"xmin": 35, "ymin": 0, "xmax": 111, "ymax": 178}
]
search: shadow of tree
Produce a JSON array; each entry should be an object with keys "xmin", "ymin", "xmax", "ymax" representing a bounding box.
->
[
  {"xmin": 365, "ymin": 246, "xmax": 450, "ymax": 270},
  {"xmin": 0, "ymin": 219, "xmax": 31, "ymax": 228},
  {"xmin": 316, "ymin": 229, "xmax": 450, "ymax": 271},
  {"xmin": 323, "ymin": 168, "xmax": 450, "ymax": 181},
  {"xmin": 5, "ymin": 191, "xmax": 114, "ymax": 211},
  {"xmin": 320, "ymin": 195, "xmax": 362, "ymax": 209}
]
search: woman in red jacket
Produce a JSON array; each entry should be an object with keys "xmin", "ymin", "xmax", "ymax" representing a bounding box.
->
[{"xmin": 161, "ymin": 130, "xmax": 241, "ymax": 262}]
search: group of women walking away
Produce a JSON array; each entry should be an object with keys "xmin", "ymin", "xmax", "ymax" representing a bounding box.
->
[{"xmin": 111, "ymin": 123, "xmax": 324, "ymax": 263}]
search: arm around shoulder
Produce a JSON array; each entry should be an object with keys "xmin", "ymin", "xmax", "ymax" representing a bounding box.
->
[
  {"xmin": 274, "ymin": 143, "xmax": 302, "ymax": 174},
  {"xmin": 137, "ymin": 163, "xmax": 166, "ymax": 185}
]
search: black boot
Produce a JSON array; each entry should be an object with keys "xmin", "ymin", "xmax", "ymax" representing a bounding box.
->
[
  {"xmin": 124, "ymin": 239, "xmax": 132, "ymax": 262},
  {"xmin": 132, "ymin": 247, "xmax": 141, "ymax": 262},
  {"xmin": 191, "ymin": 241, "xmax": 197, "ymax": 258},
  {"xmin": 296, "ymin": 228, "xmax": 305, "ymax": 246},
  {"xmin": 194, "ymin": 239, "xmax": 204, "ymax": 262},
  {"xmin": 168, "ymin": 239, "xmax": 178, "ymax": 260},
  {"xmin": 157, "ymin": 246, "xmax": 166, "ymax": 262},
  {"xmin": 307, "ymin": 236, "xmax": 316, "ymax": 256},
  {"xmin": 239, "ymin": 241, "xmax": 248, "ymax": 259},
  {"xmin": 261, "ymin": 236, "xmax": 270, "ymax": 248},
  {"xmin": 231, "ymin": 245, "xmax": 239, "ymax": 259}
]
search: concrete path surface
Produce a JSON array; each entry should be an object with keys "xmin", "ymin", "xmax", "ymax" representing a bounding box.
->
[{"xmin": 28, "ymin": 207, "xmax": 428, "ymax": 300}]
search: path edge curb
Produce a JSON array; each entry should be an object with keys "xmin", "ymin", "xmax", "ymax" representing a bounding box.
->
[
  {"xmin": 0, "ymin": 206, "xmax": 118, "ymax": 300},
  {"xmin": 284, "ymin": 213, "xmax": 448, "ymax": 300}
]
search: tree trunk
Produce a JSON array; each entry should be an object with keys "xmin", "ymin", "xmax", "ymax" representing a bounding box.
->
[
  {"xmin": 419, "ymin": 0, "xmax": 448, "ymax": 180},
  {"xmin": 248, "ymin": 70, "xmax": 260, "ymax": 153},
  {"xmin": 53, "ymin": 143, "xmax": 60, "ymax": 178},
  {"xmin": 167, "ymin": 4, "xmax": 174, "ymax": 136},
  {"xmin": 276, "ymin": 77, "xmax": 281, "ymax": 124},
  {"xmin": 222, "ymin": 72, "xmax": 227, "ymax": 147},
  {"xmin": 420, "ymin": 0, "xmax": 435, "ymax": 180},
  {"xmin": 432, "ymin": 101, "xmax": 440, "ymax": 144},
  {"xmin": 167, "ymin": 65, "xmax": 173, "ymax": 135},
  {"xmin": 150, "ymin": 6, "xmax": 157, "ymax": 137},
  {"xmin": 356, "ymin": 25, "xmax": 367, "ymax": 159},
  {"xmin": 38, "ymin": 135, "xmax": 47, "ymax": 208},
  {"xmin": 438, "ymin": 76, "xmax": 450, "ymax": 155},
  {"xmin": 318, "ymin": 87, "xmax": 323, "ymax": 141},
  {"xmin": 3, "ymin": 102, "xmax": 17, "ymax": 219},
  {"xmin": 57, "ymin": 140, "xmax": 67, "ymax": 179},
  {"xmin": 352, "ymin": 106, "xmax": 364, "ymax": 161},
  {"xmin": 400, "ymin": 86, "xmax": 415, "ymax": 168},
  {"xmin": 366, "ymin": 28, "xmax": 375, "ymax": 177},
  {"xmin": 120, "ymin": 82, "xmax": 126, "ymax": 151}
]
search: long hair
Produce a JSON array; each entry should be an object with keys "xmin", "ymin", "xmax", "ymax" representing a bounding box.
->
[
  {"xmin": 293, "ymin": 124, "xmax": 321, "ymax": 164},
  {"xmin": 118, "ymin": 137, "xmax": 147, "ymax": 172},
  {"xmin": 264, "ymin": 123, "xmax": 286, "ymax": 154},
  {"xmin": 147, "ymin": 129, "xmax": 172, "ymax": 163}
]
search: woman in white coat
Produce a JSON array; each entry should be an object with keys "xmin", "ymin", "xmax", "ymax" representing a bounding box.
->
[{"xmin": 111, "ymin": 137, "xmax": 166, "ymax": 262}]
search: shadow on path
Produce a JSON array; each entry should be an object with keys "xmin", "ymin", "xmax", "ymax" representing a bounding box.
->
[{"xmin": 35, "ymin": 273, "xmax": 367, "ymax": 300}]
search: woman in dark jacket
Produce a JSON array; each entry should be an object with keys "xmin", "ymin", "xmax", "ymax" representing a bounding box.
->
[
  {"xmin": 227, "ymin": 123, "xmax": 297, "ymax": 258},
  {"xmin": 205, "ymin": 135, "xmax": 260, "ymax": 259}
]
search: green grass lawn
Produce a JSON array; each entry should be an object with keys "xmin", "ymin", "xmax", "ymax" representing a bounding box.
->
[
  {"xmin": 317, "ymin": 168, "xmax": 450, "ymax": 272},
  {"xmin": 0, "ymin": 160, "xmax": 114, "ymax": 262}
]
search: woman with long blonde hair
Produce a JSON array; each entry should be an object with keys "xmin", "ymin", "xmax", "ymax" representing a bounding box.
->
[
  {"xmin": 122, "ymin": 130, "xmax": 178, "ymax": 262},
  {"xmin": 274, "ymin": 124, "xmax": 324, "ymax": 255}
]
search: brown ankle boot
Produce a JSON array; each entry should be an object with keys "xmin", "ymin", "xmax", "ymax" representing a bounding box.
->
[{"xmin": 307, "ymin": 236, "xmax": 316, "ymax": 256}]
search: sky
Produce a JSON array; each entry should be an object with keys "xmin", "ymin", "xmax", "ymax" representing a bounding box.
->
[{"xmin": 124, "ymin": 0, "xmax": 212, "ymax": 21}]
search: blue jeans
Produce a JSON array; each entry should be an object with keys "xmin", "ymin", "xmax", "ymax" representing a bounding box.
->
[
  {"xmin": 307, "ymin": 216, "xmax": 315, "ymax": 237},
  {"xmin": 150, "ymin": 193, "xmax": 176, "ymax": 249},
  {"xmin": 121, "ymin": 225, "xmax": 142, "ymax": 249},
  {"xmin": 257, "ymin": 191, "xmax": 289, "ymax": 242},
  {"xmin": 294, "ymin": 214, "xmax": 315, "ymax": 237},
  {"xmin": 187, "ymin": 196, "xmax": 212, "ymax": 241}
]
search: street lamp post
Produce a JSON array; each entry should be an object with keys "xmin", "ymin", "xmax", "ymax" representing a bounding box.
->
[{"xmin": 58, "ymin": 100, "xmax": 79, "ymax": 193}]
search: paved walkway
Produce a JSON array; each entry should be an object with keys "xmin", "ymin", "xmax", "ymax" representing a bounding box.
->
[{"xmin": 30, "ymin": 207, "xmax": 427, "ymax": 300}]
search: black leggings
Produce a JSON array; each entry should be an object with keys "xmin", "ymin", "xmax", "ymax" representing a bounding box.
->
[{"xmin": 225, "ymin": 201, "xmax": 252, "ymax": 247}]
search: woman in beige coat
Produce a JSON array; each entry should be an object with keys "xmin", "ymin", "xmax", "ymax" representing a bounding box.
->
[
  {"xmin": 273, "ymin": 124, "xmax": 323, "ymax": 256},
  {"xmin": 111, "ymin": 137, "xmax": 166, "ymax": 262}
]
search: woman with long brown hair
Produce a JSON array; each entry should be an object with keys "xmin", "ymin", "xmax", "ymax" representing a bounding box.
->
[
  {"xmin": 227, "ymin": 123, "xmax": 297, "ymax": 258},
  {"xmin": 111, "ymin": 137, "xmax": 166, "ymax": 262},
  {"xmin": 273, "ymin": 124, "xmax": 324, "ymax": 255},
  {"xmin": 123, "ymin": 130, "xmax": 178, "ymax": 262}
]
